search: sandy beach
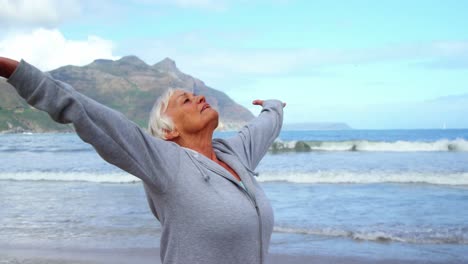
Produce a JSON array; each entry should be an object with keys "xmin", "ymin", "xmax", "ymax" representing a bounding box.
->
[
  {"xmin": 0, "ymin": 246, "xmax": 456, "ymax": 264},
  {"xmin": 2, "ymin": 132, "xmax": 468, "ymax": 264}
]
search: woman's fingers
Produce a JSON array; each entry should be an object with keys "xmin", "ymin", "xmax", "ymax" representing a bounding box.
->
[
  {"xmin": 252, "ymin": 99, "xmax": 264, "ymax": 106},
  {"xmin": 0, "ymin": 57, "xmax": 19, "ymax": 79}
]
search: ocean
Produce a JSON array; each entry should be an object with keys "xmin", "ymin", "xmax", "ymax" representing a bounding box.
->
[{"xmin": 1, "ymin": 130, "xmax": 468, "ymax": 263}]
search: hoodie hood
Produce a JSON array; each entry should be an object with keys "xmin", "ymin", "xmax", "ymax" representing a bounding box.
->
[{"xmin": 213, "ymin": 138, "xmax": 259, "ymax": 177}]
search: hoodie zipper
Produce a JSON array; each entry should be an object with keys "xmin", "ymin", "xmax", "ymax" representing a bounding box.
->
[
  {"xmin": 213, "ymin": 142, "xmax": 264, "ymax": 264},
  {"xmin": 197, "ymin": 159, "xmax": 264, "ymax": 264},
  {"xmin": 255, "ymin": 201, "xmax": 263, "ymax": 264}
]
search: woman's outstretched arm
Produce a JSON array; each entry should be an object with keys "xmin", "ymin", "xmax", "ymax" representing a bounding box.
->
[
  {"xmin": 221, "ymin": 99, "xmax": 285, "ymax": 171},
  {"xmin": 0, "ymin": 57, "xmax": 181, "ymax": 192}
]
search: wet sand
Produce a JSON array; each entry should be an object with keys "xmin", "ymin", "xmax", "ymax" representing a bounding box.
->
[{"xmin": 0, "ymin": 246, "xmax": 453, "ymax": 264}]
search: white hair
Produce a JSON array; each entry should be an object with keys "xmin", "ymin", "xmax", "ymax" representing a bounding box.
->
[{"xmin": 148, "ymin": 88, "xmax": 177, "ymax": 140}]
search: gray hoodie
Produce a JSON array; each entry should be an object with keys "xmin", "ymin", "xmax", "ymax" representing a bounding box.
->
[{"xmin": 7, "ymin": 60, "xmax": 284, "ymax": 264}]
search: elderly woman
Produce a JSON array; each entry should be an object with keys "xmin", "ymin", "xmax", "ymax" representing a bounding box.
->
[{"xmin": 0, "ymin": 57, "xmax": 285, "ymax": 264}]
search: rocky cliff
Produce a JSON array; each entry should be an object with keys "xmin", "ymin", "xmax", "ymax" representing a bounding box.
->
[{"xmin": 0, "ymin": 56, "xmax": 254, "ymax": 133}]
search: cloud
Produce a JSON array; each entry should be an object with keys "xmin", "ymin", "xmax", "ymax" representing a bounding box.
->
[
  {"xmin": 132, "ymin": 0, "xmax": 229, "ymax": 10},
  {"xmin": 414, "ymin": 41, "xmax": 468, "ymax": 70},
  {"xmin": 192, "ymin": 41, "xmax": 468, "ymax": 76},
  {"xmin": 0, "ymin": 0, "xmax": 81, "ymax": 29},
  {"xmin": 125, "ymin": 0, "xmax": 292, "ymax": 11},
  {"xmin": 418, "ymin": 58, "xmax": 468, "ymax": 70},
  {"xmin": 431, "ymin": 41, "xmax": 468, "ymax": 56},
  {"xmin": 170, "ymin": 0, "xmax": 225, "ymax": 9},
  {"xmin": 97, "ymin": 0, "xmax": 291, "ymax": 12},
  {"xmin": 122, "ymin": 33, "xmax": 468, "ymax": 82},
  {"xmin": 163, "ymin": 0, "xmax": 293, "ymax": 10},
  {"xmin": 0, "ymin": 28, "xmax": 119, "ymax": 71},
  {"xmin": 185, "ymin": 50, "xmax": 306, "ymax": 75}
]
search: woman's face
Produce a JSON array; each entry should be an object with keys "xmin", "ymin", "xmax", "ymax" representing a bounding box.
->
[{"xmin": 165, "ymin": 89, "xmax": 219, "ymax": 137}]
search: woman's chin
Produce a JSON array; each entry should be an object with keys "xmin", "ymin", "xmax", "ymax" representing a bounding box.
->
[{"xmin": 210, "ymin": 117, "xmax": 219, "ymax": 131}]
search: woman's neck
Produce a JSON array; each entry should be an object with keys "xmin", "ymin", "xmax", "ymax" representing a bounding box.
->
[
  {"xmin": 175, "ymin": 130, "xmax": 241, "ymax": 181},
  {"xmin": 175, "ymin": 130, "xmax": 216, "ymax": 161}
]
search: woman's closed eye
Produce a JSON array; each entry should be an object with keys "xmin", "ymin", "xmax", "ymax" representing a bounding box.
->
[{"xmin": 183, "ymin": 98, "xmax": 190, "ymax": 104}]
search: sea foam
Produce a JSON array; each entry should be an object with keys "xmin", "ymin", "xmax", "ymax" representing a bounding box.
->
[
  {"xmin": 271, "ymin": 138, "xmax": 468, "ymax": 152},
  {"xmin": 257, "ymin": 171, "xmax": 468, "ymax": 186},
  {"xmin": 273, "ymin": 226, "xmax": 468, "ymax": 244},
  {"xmin": 0, "ymin": 171, "xmax": 139, "ymax": 183},
  {"xmin": 1, "ymin": 171, "xmax": 468, "ymax": 186}
]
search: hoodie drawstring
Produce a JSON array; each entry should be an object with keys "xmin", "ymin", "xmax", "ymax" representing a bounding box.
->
[
  {"xmin": 184, "ymin": 149, "xmax": 211, "ymax": 182},
  {"xmin": 243, "ymin": 165, "xmax": 259, "ymax": 177}
]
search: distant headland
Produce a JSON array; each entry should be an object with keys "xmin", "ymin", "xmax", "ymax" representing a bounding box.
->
[{"xmin": 282, "ymin": 122, "xmax": 352, "ymax": 131}]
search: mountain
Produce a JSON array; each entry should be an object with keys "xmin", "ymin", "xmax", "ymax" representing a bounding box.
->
[{"xmin": 0, "ymin": 56, "xmax": 254, "ymax": 133}]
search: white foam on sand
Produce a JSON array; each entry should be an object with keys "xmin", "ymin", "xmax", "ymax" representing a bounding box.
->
[
  {"xmin": 257, "ymin": 171, "xmax": 468, "ymax": 186},
  {"xmin": 0, "ymin": 171, "xmax": 139, "ymax": 183}
]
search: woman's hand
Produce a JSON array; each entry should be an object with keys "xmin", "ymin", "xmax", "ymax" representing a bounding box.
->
[
  {"xmin": 0, "ymin": 57, "xmax": 19, "ymax": 79},
  {"xmin": 252, "ymin": 99, "xmax": 286, "ymax": 108}
]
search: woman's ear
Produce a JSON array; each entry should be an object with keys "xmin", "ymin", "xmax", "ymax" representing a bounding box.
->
[{"xmin": 164, "ymin": 128, "xmax": 179, "ymax": 140}]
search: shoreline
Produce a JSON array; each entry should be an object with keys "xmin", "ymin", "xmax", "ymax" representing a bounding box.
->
[{"xmin": 0, "ymin": 246, "xmax": 460, "ymax": 264}]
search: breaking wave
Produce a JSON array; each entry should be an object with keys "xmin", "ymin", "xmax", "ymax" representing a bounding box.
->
[
  {"xmin": 0, "ymin": 171, "xmax": 139, "ymax": 183},
  {"xmin": 270, "ymin": 138, "xmax": 468, "ymax": 152},
  {"xmin": 258, "ymin": 171, "xmax": 468, "ymax": 186},
  {"xmin": 0, "ymin": 146, "xmax": 92, "ymax": 153},
  {"xmin": 1, "ymin": 171, "xmax": 468, "ymax": 186},
  {"xmin": 273, "ymin": 226, "xmax": 468, "ymax": 245}
]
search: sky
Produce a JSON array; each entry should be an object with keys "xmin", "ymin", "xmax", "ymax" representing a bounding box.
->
[{"xmin": 1, "ymin": 0, "xmax": 468, "ymax": 129}]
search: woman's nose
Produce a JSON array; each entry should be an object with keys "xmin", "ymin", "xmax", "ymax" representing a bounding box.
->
[{"xmin": 196, "ymin": 95, "xmax": 206, "ymax": 103}]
